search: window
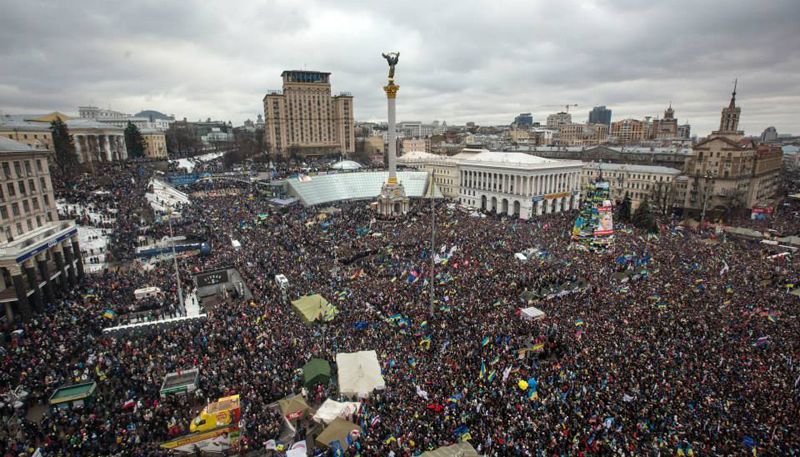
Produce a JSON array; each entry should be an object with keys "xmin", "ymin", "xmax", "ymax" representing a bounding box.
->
[
  {"xmin": 13, "ymin": 161, "xmax": 21, "ymax": 177},
  {"xmin": 22, "ymin": 200, "xmax": 29, "ymax": 213},
  {"xmin": 2, "ymin": 163, "xmax": 10, "ymax": 179},
  {"xmin": 16, "ymin": 222, "xmax": 23, "ymax": 234},
  {"xmin": 40, "ymin": 177, "xmax": 46, "ymax": 191},
  {"xmin": 36, "ymin": 215, "xmax": 42, "ymax": 227},
  {"xmin": 0, "ymin": 206, "xmax": 7, "ymax": 219},
  {"xmin": 28, "ymin": 179, "xmax": 35, "ymax": 193},
  {"xmin": 32, "ymin": 197, "xmax": 39, "ymax": 210},
  {"xmin": 43, "ymin": 195, "xmax": 49, "ymax": 207},
  {"xmin": 18, "ymin": 181, "xmax": 25, "ymax": 195},
  {"xmin": 24, "ymin": 161, "xmax": 31, "ymax": 176},
  {"xmin": 5, "ymin": 227, "xmax": 12, "ymax": 241},
  {"xmin": 36, "ymin": 160, "xmax": 42, "ymax": 172},
  {"xmin": 11, "ymin": 202, "xmax": 20, "ymax": 216},
  {"xmin": 0, "ymin": 186, "xmax": 3, "ymax": 201},
  {"xmin": 26, "ymin": 220, "xmax": 33, "ymax": 231},
  {"xmin": 7, "ymin": 183, "xmax": 15, "ymax": 197}
]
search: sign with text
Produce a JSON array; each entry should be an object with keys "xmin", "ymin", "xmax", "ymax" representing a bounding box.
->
[{"xmin": 195, "ymin": 269, "xmax": 229, "ymax": 287}]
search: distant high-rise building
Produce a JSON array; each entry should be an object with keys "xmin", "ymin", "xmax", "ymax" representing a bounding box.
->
[
  {"xmin": 546, "ymin": 112, "xmax": 572, "ymax": 129},
  {"xmin": 677, "ymin": 124, "xmax": 691, "ymax": 139},
  {"xmin": 513, "ymin": 113, "xmax": 533, "ymax": 128},
  {"xmin": 588, "ymin": 106, "xmax": 612, "ymax": 126},
  {"xmin": 610, "ymin": 119, "xmax": 646, "ymax": 144},
  {"xmin": 263, "ymin": 70, "xmax": 355, "ymax": 158},
  {"xmin": 651, "ymin": 104, "xmax": 679, "ymax": 139},
  {"xmin": 760, "ymin": 126, "xmax": 778, "ymax": 143}
]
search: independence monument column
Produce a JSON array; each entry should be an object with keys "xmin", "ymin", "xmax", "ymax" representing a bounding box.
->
[{"xmin": 377, "ymin": 51, "xmax": 409, "ymax": 217}]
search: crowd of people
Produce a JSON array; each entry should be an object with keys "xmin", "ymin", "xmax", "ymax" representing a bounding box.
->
[{"xmin": 1, "ymin": 159, "xmax": 799, "ymax": 456}]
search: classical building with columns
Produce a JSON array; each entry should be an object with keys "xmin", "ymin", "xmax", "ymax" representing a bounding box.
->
[
  {"xmin": 0, "ymin": 138, "xmax": 84, "ymax": 322},
  {"xmin": 399, "ymin": 148, "xmax": 583, "ymax": 219},
  {"xmin": 66, "ymin": 118, "xmax": 128, "ymax": 163},
  {"xmin": 457, "ymin": 149, "xmax": 583, "ymax": 218},
  {"xmin": 0, "ymin": 113, "xmax": 128, "ymax": 165}
]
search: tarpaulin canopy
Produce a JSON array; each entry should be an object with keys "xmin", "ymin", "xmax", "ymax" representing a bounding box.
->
[
  {"xmin": 335, "ymin": 350, "xmax": 385, "ymax": 398},
  {"xmin": 312, "ymin": 399, "xmax": 360, "ymax": 424},
  {"xmin": 291, "ymin": 294, "xmax": 337, "ymax": 324},
  {"xmin": 520, "ymin": 306, "xmax": 545, "ymax": 321},
  {"xmin": 303, "ymin": 358, "xmax": 331, "ymax": 389},
  {"xmin": 420, "ymin": 443, "xmax": 480, "ymax": 457},
  {"xmin": 315, "ymin": 418, "xmax": 362, "ymax": 449},
  {"xmin": 277, "ymin": 394, "xmax": 311, "ymax": 422}
]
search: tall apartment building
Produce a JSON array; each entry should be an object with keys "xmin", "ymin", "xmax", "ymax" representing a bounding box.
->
[
  {"xmin": 0, "ymin": 138, "xmax": 83, "ymax": 322},
  {"xmin": 263, "ymin": 71, "xmax": 355, "ymax": 158},
  {"xmin": 588, "ymin": 106, "xmax": 612, "ymax": 126}
]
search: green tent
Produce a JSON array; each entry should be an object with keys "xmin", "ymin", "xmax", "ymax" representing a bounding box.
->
[
  {"xmin": 291, "ymin": 294, "xmax": 335, "ymax": 324},
  {"xmin": 303, "ymin": 358, "xmax": 331, "ymax": 389}
]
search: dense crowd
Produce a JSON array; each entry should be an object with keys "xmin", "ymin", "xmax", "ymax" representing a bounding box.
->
[{"xmin": 1, "ymin": 161, "xmax": 799, "ymax": 456}]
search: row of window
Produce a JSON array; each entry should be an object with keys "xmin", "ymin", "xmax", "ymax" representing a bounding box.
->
[
  {"xmin": 2, "ymin": 211, "xmax": 55, "ymax": 242},
  {"xmin": 2, "ymin": 159, "xmax": 45, "ymax": 179},
  {"xmin": 0, "ymin": 177, "xmax": 48, "ymax": 201}
]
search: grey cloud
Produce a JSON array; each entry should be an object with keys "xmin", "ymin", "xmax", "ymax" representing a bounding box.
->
[{"xmin": 0, "ymin": 0, "xmax": 798, "ymax": 135}]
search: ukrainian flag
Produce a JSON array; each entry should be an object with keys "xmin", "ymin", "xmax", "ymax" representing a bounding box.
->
[
  {"xmin": 481, "ymin": 336, "xmax": 491, "ymax": 347},
  {"xmin": 102, "ymin": 309, "xmax": 117, "ymax": 319},
  {"xmin": 479, "ymin": 360, "xmax": 486, "ymax": 380}
]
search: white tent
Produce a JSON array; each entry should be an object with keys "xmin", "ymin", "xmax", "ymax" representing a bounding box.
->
[
  {"xmin": 520, "ymin": 306, "xmax": 545, "ymax": 321},
  {"xmin": 312, "ymin": 399, "xmax": 361, "ymax": 424},
  {"xmin": 336, "ymin": 350, "xmax": 385, "ymax": 398}
]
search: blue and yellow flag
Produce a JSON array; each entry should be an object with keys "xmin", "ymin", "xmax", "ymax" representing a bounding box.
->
[{"xmin": 479, "ymin": 360, "xmax": 486, "ymax": 380}]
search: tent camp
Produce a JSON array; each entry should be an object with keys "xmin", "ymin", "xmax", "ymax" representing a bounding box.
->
[
  {"xmin": 520, "ymin": 306, "xmax": 545, "ymax": 321},
  {"xmin": 312, "ymin": 399, "xmax": 360, "ymax": 424},
  {"xmin": 420, "ymin": 443, "xmax": 480, "ymax": 457},
  {"xmin": 335, "ymin": 350, "xmax": 385, "ymax": 398},
  {"xmin": 291, "ymin": 294, "xmax": 337, "ymax": 324},
  {"xmin": 303, "ymin": 358, "xmax": 331, "ymax": 389},
  {"xmin": 315, "ymin": 418, "xmax": 362, "ymax": 449},
  {"xmin": 277, "ymin": 394, "xmax": 311, "ymax": 422}
]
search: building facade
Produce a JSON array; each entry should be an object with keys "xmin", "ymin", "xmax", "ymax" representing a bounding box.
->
[
  {"xmin": 459, "ymin": 150, "xmax": 583, "ymax": 218},
  {"xmin": 402, "ymin": 138, "xmax": 431, "ymax": 154},
  {"xmin": 141, "ymin": 129, "xmax": 168, "ymax": 159},
  {"xmin": 582, "ymin": 162, "xmax": 681, "ymax": 211},
  {"xmin": 650, "ymin": 105, "xmax": 678, "ymax": 139},
  {"xmin": 263, "ymin": 71, "xmax": 355, "ymax": 158},
  {"xmin": 588, "ymin": 106, "xmax": 612, "ymax": 126},
  {"xmin": 546, "ymin": 112, "xmax": 572, "ymax": 129},
  {"xmin": 513, "ymin": 113, "xmax": 534, "ymax": 128},
  {"xmin": 610, "ymin": 118, "xmax": 646, "ymax": 144},
  {"xmin": 0, "ymin": 138, "xmax": 84, "ymax": 322},
  {"xmin": 557, "ymin": 123, "xmax": 609, "ymax": 146},
  {"xmin": 680, "ymin": 86, "xmax": 782, "ymax": 218}
]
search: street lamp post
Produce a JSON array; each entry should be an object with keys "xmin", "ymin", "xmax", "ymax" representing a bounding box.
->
[
  {"xmin": 167, "ymin": 210, "xmax": 185, "ymax": 312},
  {"xmin": 699, "ymin": 170, "xmax": 716, "ymax": 229}
]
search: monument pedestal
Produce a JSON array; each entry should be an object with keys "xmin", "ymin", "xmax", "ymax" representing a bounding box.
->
[{"xmin": 377, "ymin": 181, "xmax": 409, "ymax": 217}]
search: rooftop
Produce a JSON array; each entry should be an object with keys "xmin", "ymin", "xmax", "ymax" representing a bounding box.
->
[
  {"xmin": 583, "ymin": 161, "xmax": 682, "ymax": 175},
  {"xmin": 0, "ymin": 136, "xmax": 47, "ymax": 153}
]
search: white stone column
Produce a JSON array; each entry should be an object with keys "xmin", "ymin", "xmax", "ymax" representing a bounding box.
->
[
  {"xmin": 105, "ymin": 135, "xmax": 113, "ymax": 161},
  {"xmin": 385, "ymin": 85, "xmax": 399, "ymax": 184}
]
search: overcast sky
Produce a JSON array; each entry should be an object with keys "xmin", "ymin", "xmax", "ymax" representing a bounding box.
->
[{"xmin": 1, "ymin": 0, "xmax": 798, "ymax": 136}]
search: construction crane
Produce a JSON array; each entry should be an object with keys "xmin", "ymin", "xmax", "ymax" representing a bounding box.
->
[{"xmin": 541, "ymin": 104, "xmax": 579, "ymax": 113}]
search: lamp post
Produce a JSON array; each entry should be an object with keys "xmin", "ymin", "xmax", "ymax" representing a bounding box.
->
[
  {"xmin": 167, "ymin": 209, "xmax": 185, "ymax": 311},
  {"xmin": 699, "ymin": 170, "xmax": 716, "ymax": 229}
]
